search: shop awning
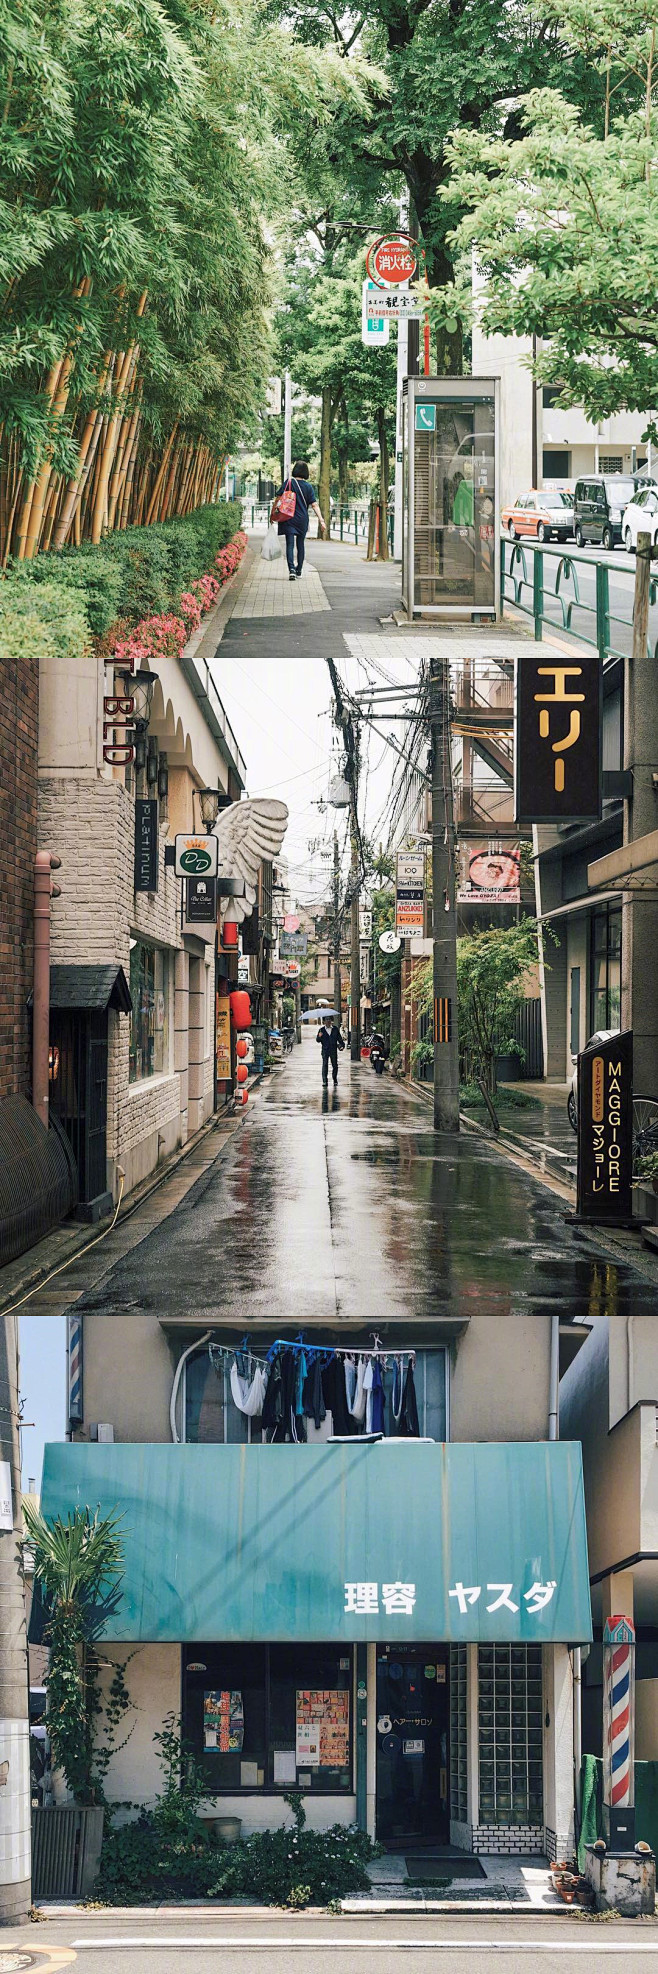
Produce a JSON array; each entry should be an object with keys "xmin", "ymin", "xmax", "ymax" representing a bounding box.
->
[
  {"xmin": 38, "ymin": 1440, "xmax": 592, "ymax": 1645},
  {"xmin": 27, "ymin": 965, "xmax": 132, "ymax": 1013}
]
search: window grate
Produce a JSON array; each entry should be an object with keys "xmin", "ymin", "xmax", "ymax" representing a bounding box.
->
[
  {"xmin": 450, "ymin": 1644, "xmax": 468, "ymax": 1823},
  {"xmin": 600, "ymin": 456, "xmax": 623, "ymax": 474},
  {"xmin": 478, "ymin": 1644, "xmax": 543, "ymax": 1827}
]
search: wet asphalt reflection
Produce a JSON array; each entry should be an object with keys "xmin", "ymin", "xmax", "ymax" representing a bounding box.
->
[{"xmin": 84, "ymin": 1034, "xmax": 658, "ymax": 1326}]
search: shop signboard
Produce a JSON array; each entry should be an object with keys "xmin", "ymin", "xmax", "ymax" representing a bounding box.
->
[
  {"xmin": 175, "ymin": 833, "xmax": 219, "ymax": 878},
  {"xmin": 359, "ymin": 910, "xmax": 372, "ymax": 941},
  {"xmin": 366, "ymin": 292, "xmax": 422, "ymax": 319},
  {"xmin": 186, "ymin": 876, "xmax": 217, "ymax": 923},
  {"xmin": 134, "ymin": 798, "xmax": 159, "ymax": 893},
  {"xmin": 515, "ymin": 655, "xmax": 602, "ymax": 824},
  {"xmin": 396, "ymin": 851, "xmax": 425, "ymax": 939},
  {"xmin": 0, "ymin": 1458, "xmax": 12, "ymax": 1531},
  {"xmin": 280, "ymin": 931, "xmax": 307, "ymax": 957},
  {"xmin": 216, "ymin": 998, "xmax": 232, "ymax": 1081},
  {"xmin": 360, "ymin": 944, "xmax": 370, "ymax": 986},
  {"xmin": 274, "ymin": 957, "xmax": 301, "ymax": 979},
  {"xmin": 457, "ymin": 843, "xmax": 521, "ymax": 906},
  {"xmin": 576, "ymin": 1029, "xmax": 633, "ymax": 1221}
]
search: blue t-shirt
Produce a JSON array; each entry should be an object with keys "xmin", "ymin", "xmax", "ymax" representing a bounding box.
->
[{"xmin": 277, "ymin": 477, "xmax": 317, "ymax": 530}]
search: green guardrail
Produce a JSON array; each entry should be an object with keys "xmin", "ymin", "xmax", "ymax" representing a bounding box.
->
[{"xmin": 500, "ymin": 534, "xmax": 658, "ymax": 663}]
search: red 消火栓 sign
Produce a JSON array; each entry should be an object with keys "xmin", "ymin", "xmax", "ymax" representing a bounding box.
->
[{"xmin": 366, "ymin": 237, "xmax": 417, "ymax": 288}]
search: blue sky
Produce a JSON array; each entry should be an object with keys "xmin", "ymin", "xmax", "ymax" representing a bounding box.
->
[{"xmin": 20, "ymin": 1316, "xmax": 66, "ymax": 1491}]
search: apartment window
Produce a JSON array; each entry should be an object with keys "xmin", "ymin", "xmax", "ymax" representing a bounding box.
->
[
  {"xmin": 478, "ymin": 1644, "xmax": 543, "ymax": 1827},
  {"xmin": 590, "ymin": 904, "xmax": 621, "ymax": 1033},
  {"xmin": 129, "ymin": 941, "xmax": 169, "ymax": 1083},
  {"xmin": 600, "ymin": 455, "xmax": 623, "ymax": 474},
  {"xmin": 450, "ymin": 1644, "xmax": 468, "ymax": 1824},
  {"xmin": 183, "ymin": 1644, "xmax": 352, "ymax": 1794},
  {"xmin": 542, "ymin": 450, "xmax": 570, "ymax": 479},
  {"xmin": 184, "ymin": 1344, "xmax": 448, "ymax": 1444}
]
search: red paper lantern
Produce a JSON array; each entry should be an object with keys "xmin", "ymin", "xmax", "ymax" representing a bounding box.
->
[
  {"xmin": 223, "ymin": 921, "xmax": 239, "ymax": 947},
  {"xmin": 238, "ymin": 1087, "xmax": 248, "ymax": 1106},
  {"xmin": 236, "ymin": 1062, "xmax": 248, "ymax": 1084},
  {"xmin": 230, "ymin": 990, "xmax": 251, "ymax": 1029},
  {"xmin": 236, "ymin": 1036, "xmax": 248, "ymax": 1058}
]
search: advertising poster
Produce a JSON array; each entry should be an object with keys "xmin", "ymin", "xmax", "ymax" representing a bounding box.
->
[
  {"xmin": 203, "ymin": 1688, "xmax": 244, "ymax": 1753},
  {"xmin": 216, "ymin": 998, "xmax": 231, "ymax": 1081},
  {"xmin": 396, "ymin": 852, "xmax": 425, "ymax": 940},
  {"xmin": 296, "ymin": 1690, "xmax": 349, "ymax": 1769},
  {"xmin": 457, "ymin": 843, "xmax": 520, "ymax": 905}
]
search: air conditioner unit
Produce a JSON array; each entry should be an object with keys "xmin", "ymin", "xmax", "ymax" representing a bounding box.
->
[{"xmin": 97, "ymin": 1423, "xmax": 114, "ymax": 1444}]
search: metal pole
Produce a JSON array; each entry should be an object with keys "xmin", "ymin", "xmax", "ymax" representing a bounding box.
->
[
  {"xmin": 350, "ymin": 800, "xmax": 361, "ymax": 1061},
  {"xmin": 548, "ymin": 1312, "xmax": 560, "ymax": 1440},
  {"xmin": 0, "ymin": 1315, "xmax": 31, "ymax": 1922},
  {"xmin": 333, "ymin": 831, "xmax": 342, "ymax": 1034},
  {"xmin": 33, "ymin": 849, "xmax": 59, "ymax": 1132},
  {"xmin": 283, "ymin": 372, "xmax": 292, "ymax": 481},
  {"xmin": 573, "ymin": 1646, "xmax": 583, "ymax": 1839},
  {"xmin": 430, "ymin": 658, "xmax": 460, "ymax": 1131}
]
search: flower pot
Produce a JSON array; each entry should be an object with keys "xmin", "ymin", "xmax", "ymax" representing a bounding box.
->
[{"xmin": 214, "ymin": 1815, "xmax": 242, "ymax": 1845}]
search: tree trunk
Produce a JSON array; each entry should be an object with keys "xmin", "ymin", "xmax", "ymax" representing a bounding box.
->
[{"xmin": 318, "ymin": 386, "xmax": 332, "ymax": 539}]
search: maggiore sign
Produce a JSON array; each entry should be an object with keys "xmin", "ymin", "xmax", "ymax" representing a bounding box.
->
[
  {"xmin": 175, "ymin": 833, "xmax": 219, "ymax": 878},
  {"xmin": 576, "ymin": 1030, "xmax": 633, "ymax": 1222}
]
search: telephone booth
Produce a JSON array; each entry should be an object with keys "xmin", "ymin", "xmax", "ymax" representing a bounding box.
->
[{"xmin": 401, "ymin": 377, "xmax": 500, "ymax": 620}]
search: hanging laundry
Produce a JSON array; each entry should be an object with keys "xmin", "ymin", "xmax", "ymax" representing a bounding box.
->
[
  {"xmin": 322, "ymin": 1356, "xmax": 353, "ymax": 1436},
  {"xmin": 261, "ymin": 1352, "xmax": 284, "ymax": 1436},
  {"xmin": 344, "ymin": 1355, "xmax": 357, "ymax": 1416},
  {"xmin": 370, "ymin": 1358, "xmax": 385, "ymax": 1435},
  {"xmin": 398, "ymin": 1357, "xmax": 420, "ymax": 1437},
  {"xmin": 391, "ymin": 1356, "xmax": 403, "ymax": 1427},
  {"xmin": 349, "ymin": 1354, "xmax": 367, "ymax": 1424},
  {"xmin": 302, "ymin": 1357, "xmax": 326, "ymax": 1430},
  {"xmin": 230, "ymin": 1358, "xmax": 269, "ymax": 1418},
  {"xmin": 362, "ymin": 1357, "xmax": 374, "ymax": 1432},
  {"xmin": 294, "ymin": 1348, "xmax": 307, "ymax": 1419}
]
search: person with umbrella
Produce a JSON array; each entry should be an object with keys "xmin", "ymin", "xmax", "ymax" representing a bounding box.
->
[{"xmin": 316, "ymin": 1013, "xmax": 345, "ymax": 1088}]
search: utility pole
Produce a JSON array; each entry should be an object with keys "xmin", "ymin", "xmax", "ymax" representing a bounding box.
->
[
  {"xmin": 0, "ymin": 1315, "xmax": 31, "ymax": 1922},
  {"xmin": 332, "ymin": 830, "xmax": 342, "ymax": 1029},
  {"xmin": 429, "ymin": 656, "xmax": 460, "ymax": 1131},
  {"xmin": 326, "ymin": 658, "xmax": 361, "ymax": 1059},
  {"xmin": 283, "ymin": 372, "xmax": 292, "ymax": 481},
  {"xmin": 622, "ymin": 528, "xmax": 658, "ymax": 1090}
]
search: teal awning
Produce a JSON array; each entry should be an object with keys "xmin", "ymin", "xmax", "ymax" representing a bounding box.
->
[{"xmin": 39, "ymin": 1440, "xmax": 592, "ymax": 1644}]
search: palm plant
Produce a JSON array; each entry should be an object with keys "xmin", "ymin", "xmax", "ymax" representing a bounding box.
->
[{"xmin": 23, "ymin": 1503, "xmax": 126, "ymax": 1805}]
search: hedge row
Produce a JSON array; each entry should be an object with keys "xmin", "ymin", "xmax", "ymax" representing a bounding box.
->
[{"xmin": 0, "ymin": 500, "xmax": 244, "ymax": 642}]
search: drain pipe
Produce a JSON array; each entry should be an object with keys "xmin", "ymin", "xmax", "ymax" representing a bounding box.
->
[
  {"xmin": 573, "ymin": 1646, "xmax": 583, "ymax": 1842},
  {"xmin": 32, "ymin": 850, "xmax": 61, "ymax": 1132},
  {"xmin": 548, "ymin": 1312, "xmax": 560, "ymax": 1441}
]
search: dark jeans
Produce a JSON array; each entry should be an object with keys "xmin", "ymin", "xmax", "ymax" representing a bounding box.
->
[
  {"xmin": 283, "ymin": 521, "xmax": 308, "ymax": 573},
  {"xmin": 321, "ymin": 1052, "xmax": 338, "ymax": 1085}
]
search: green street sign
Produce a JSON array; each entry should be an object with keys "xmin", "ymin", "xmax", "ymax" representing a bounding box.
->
[{"xmin": 415, "ymin": 404, "xmax": 436, "ymax": 432}]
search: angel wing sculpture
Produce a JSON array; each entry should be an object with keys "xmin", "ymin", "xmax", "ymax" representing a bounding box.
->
[{"xmin": 213, "ymin": 797, "xmax": 289, "ymax": 924}]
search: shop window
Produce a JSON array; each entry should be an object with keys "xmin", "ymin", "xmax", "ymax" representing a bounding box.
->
[
  {"xmin": 129, "ymin": 941, "xmax": 169, "ymax": 1083},
  {"xmin": 589, "ymin": 904, "xmax": 621, "ymax": 1034},
  {"xmin": 478, "ymin": 1644, "xmax": 543, "ymax": 1826},
  {"xmin": 183, "ymin": 1343, "xmax": 448, "ymax": 1445},
  {"xmin": 183, "ymin": 1644, "xmax": 352, "ymax": 1794},
  {"xmin": 449, "ymin": 1644, "xmax": 468, "ymax": 1824}
]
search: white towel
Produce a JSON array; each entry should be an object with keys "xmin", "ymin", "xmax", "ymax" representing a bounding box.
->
[
  {"xmin": 230, "ymin": 1360, "xmax": 269, "ymax": 1417},
  {"xmin": 350, "ymin": 1354, "xmax": 367, "ymax": 1424}
]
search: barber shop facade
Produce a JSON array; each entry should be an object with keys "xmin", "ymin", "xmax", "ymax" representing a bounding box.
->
[{"xmin": 41, "ymin": 1315, "xmax": 592, "ymax": 1858}]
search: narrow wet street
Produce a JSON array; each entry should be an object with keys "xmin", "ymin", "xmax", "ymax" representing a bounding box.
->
[{"xmin": 80, "ymin": 1032, "xmax": 658, "ymax": 1327}]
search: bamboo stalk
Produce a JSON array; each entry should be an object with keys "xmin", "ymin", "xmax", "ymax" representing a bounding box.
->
[
  {"xmin": 13, "ymin": 355, "xmax": 68, "ymax": 559},
  {"xmin": 145, "ymin": 422, "xmax": 178, "ymax": 527},
  {"xmin": 117, "ymin": 406, "xmax": 142, "ymax": 528}
]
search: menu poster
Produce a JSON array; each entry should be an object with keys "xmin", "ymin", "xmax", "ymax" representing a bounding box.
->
[
  {"xmin": 296, "ymin": 1690, "xmax": 349, "ymax": 1769},
  {"xmin": 203, "ymin": 1689, "xmax": 244, "ymax": 1753}
]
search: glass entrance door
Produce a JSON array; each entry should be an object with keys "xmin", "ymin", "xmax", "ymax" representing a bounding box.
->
[{"xmin": 376, "ymin": 1644, "xmax": 449, "ymax": 1846}]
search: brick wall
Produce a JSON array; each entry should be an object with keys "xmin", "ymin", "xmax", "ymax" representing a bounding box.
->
[
  {"xmin": 0, "ymin": 625, "xmax": 39, "ymax": 1098},
  {"xmin": 471, "ymin": 1824, "xmax": 545, "ymax": 1855}
]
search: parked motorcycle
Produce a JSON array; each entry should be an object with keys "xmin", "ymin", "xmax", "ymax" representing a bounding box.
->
[{"xmin": 370, "ymin": 1032, "xmax": 388, "ymax": 1077}]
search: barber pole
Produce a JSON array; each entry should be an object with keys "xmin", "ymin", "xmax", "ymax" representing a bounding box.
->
[
  {"xmin": 68, "ymin": 1313, "xmax": 83, "ymax": 1423},
  {"xmin": 603, "ymin": 1614, "xmax": 636, "ymax": 1849}
]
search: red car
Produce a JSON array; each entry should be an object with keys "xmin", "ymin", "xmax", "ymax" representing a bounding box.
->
[{"xmin": 502, "ymin": 489, "xmax": 574, "ymax": 543}]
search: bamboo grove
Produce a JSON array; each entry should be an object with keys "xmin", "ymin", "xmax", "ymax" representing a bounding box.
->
[{"xmin": 0, "ymin": 0, "xmax": 365, "ymax": 563}]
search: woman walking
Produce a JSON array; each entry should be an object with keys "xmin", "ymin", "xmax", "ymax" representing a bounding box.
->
[{"xmin": 275, "ymin": 461, "xmax": 326, "ymax": 581}]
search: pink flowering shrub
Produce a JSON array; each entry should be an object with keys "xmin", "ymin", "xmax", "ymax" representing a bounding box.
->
[{"xmin": 111, "ymin": 528, "xmax": 246, "ymax": 668}]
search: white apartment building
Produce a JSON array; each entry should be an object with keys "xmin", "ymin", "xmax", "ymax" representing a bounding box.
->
[{"xmin": 472, "ymin": 322, "xmax": 651, "ymax": 509}]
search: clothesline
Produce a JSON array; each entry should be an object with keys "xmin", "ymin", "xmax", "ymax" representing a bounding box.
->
[{"xmin": 206, "ymin": 1335, "xmax": 417, "ymax": 1368}]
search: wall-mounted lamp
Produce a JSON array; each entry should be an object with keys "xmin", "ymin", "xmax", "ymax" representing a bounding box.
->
[
  {"xmin": 158, "ymin": 751, "xmax": 169, "ymax": 801},
  {"xmin": 199, "ymin": 786, "xmax": 221, "ymax": 832},
  {"xmin": 147, "ymin": 737, "xmax": 159, "ymax": 788}
]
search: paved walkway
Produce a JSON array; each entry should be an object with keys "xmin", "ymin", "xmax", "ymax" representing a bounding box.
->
[{"xmin": 231, "ymin": 550, "xmax": 330, "ymax": 618}]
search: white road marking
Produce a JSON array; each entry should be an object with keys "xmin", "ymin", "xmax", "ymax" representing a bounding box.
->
[{"xmin": 71, "ymin": 1937, "xmax": 656, "ymax": 1952}]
